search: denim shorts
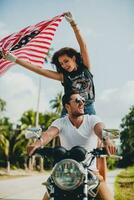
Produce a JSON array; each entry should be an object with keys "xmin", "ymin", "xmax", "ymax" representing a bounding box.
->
[{"xmin": 61, "ymin": 103, "xmax": 96, "ymax": 117}]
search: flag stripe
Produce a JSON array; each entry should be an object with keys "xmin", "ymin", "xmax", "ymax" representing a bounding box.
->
[
  {"xmin": 18, "ymin": 56, "xmax": 44, "ymax": 64},
  {"xmin": 0, "ymin": 14, "xmax": 64, "ymax": 75},
  {"xmin": 14, "ymin": 50, "xmax": 46, "ymax": 57},
  {"xmin": 15, "ymin": 51, "xmax": 46, "ymax": 59},
  {"xmin": 15, "ymin": 47, "xmax": 46, "ymax": 54},
  {"xmin": 25, "ymin": 43, "xmax": 50, "ymax": 49}
]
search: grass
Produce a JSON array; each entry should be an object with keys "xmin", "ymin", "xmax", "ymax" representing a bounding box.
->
[{"xmin": 114, "ymin": 166, "xmax": 134, "ymax": 200}]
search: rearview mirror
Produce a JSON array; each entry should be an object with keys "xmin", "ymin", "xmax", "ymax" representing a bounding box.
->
[{"xmin": 25, "ymin": 127, "xmax": 42, "ymax": 139}]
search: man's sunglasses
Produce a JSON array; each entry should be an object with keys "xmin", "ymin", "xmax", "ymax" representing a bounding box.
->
[{"xmin": 70, "ymin": 97, "xmax": 85, "ymax": 104}]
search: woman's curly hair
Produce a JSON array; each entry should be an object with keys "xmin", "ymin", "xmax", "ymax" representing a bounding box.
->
[{"xmin": 51, "ymin": 47, "xmax": 82, "ymax": 73}]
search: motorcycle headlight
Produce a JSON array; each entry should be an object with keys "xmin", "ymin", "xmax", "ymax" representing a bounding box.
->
[{"xmin": 52, "ymin": 159, "xmax": 84, "ymax": 191}]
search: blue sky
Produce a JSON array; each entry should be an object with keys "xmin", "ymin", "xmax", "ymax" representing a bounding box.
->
[{"xmin": 0, "ymin": 0, "xmax": 134, "ymax": 128}]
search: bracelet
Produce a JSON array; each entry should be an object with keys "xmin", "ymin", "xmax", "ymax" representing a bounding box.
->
[
  {"xmin": 70, "ymin": 22, "xmax": 77, "ymax": 27},
  {"xmin": 102, "ymin": 137, "xmax": 107, "ymax": 145},
  {"xmin": 71, "ymin": 24, "xmax": 77, "ymax": 27}
]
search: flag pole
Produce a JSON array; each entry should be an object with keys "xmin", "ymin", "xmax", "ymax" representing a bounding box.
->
[
  {"xmin": 35, "ymin": 76, "xmax": 41, "ymax": 127},
  {"xmin": 35, "ymin": 76, "xmax": 44, "ymax": 172}
]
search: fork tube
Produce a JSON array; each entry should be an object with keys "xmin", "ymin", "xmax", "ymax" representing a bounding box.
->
[
  {"xmin": 83, "ymin": 167, "xmax": 88, "ymax": 200},
  {"xmin": 50, "ymin": 184, "xmax": 55, "ymax": 200}
]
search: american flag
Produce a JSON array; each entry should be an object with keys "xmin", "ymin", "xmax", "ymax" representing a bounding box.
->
[{"xmin": 0, "ymin": 14, "xmax": 64, "ymax": 75}]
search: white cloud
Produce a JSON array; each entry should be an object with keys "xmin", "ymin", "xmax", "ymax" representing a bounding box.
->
[
  {"xmin": 96, "ymin": 80, "xmax": 134, "ymax": 129},
  {"xmin": 0, "ymin": 72, "xmax": 37, "ymax": 121},
  {"xmin": 0, "ymin": 71, "xmax": 39, "ymax": 122},
  {"xmin": 0, "ymin": 69, "xmax": 62, "ymax": 122}
]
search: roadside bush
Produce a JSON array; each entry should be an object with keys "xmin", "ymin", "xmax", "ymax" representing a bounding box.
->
[
  {"xmin": 115, "ymin": 166, "xmax": 134, "ymax": 200},
  {"xmin": 107, "ymin": 157, "xmax": 118, "ymax": 170}
]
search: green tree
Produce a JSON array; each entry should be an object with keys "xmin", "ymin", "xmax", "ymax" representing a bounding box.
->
[
  {"xmin": 0, "ymin": 98, "xmax": 6, "ymax": 112},
  {"xmin": 43, "ymin": 112, "xmax": 59, "ymax": 129},
  {"xmin": 20, "ymin": 109, "xmax": 59, "ymax": 129},
  {"xmin": 20, "ymin": 109, "xmax": 59, "ymax": 170},
  {"xmin": 120, "ymin": 105, "xmax": 134, "ymax": 167},
  {"xmin": 20, "ymin": 110, "xmax": 37, "ymax": 127},
  {"xmin": 49, "ymin": 92, "xmax": 62, "ymax": 149},
  {"xmin": 0, "ymin": 99, "xmax": 10, "ymax": 169},
  {"xmin": 0, "ymin": 118, "xmax": 27, "ymax": 170},
  {"xmin": 0, "ymin": 98, "xmax": 28, "ymax": 170},
  {"xmin": 0, "ymin": 122, "xmax": 31, "ymax": 170},
  {"xmin": 50, "ymin": 92, "xmax": 63, "ymax": 115},
  {"xmin": 0, "ymin": 117, "xmax": 11, "ymax": 169}
]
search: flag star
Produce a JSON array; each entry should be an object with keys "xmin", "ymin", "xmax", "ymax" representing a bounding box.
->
[
  {"xmin": 21, "ymin": 39, "xmax": 26, "ymax": 44},
  {"xmin": 27, "ymin": 37, "xmax": 31, "ymax": 41}
]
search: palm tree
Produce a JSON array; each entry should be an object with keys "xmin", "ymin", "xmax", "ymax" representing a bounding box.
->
[
  {"xmin": 49, "ymin": 92, "xmax": 63, "ymax": 148},
  {"xmin": 0, "ymin": 99, "xmax": 10, "ymax": 171},
  {"xmin": 20, "ymin": 110, "xmax": 37, "ymax": 127},
  {"xmin": 0, "ymin": 99, "xmax": 29, "ymax": 171},
  {"xmin": 0, "ymin": 118, "xmax": 13, "ymax": 171},
  {"xmin": 19, "ymin": 109, "xmax": 60, "ymax": 170},
  {"xmin": 50, "ymin": 92, "xmax": 63, "ymax": 115},
  {"xmin": 0, "ymin": 118, "xmax": 27, "ymax": 171},
  {"xmin": 0, "ymin": 98, "xmax": 6, "ymax": 112}
]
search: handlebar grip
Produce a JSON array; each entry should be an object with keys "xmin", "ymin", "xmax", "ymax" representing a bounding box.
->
[
  {"xmin": 100, "ymin": 154, "xmax": 122, "ymax": 160},
  {"xmin": 92, "ymin": 148, "xmax": 122, "ymax": 160},
  {"xmin": 109, "ymin": 155, "xmax": 123, "ymax": 160}
]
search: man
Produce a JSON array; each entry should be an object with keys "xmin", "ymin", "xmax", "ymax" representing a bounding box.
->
[{"xmin": 28, "ymin": 92, "xmax": 116, "ymax": 200}]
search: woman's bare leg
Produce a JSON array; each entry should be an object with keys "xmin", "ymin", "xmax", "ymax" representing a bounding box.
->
[
  {"xmin": 42, "ymin": 191, "xmax": 50, "ymax": 200},
  {"xmin": 98, "ymin": 180, "xmax": 114, "ymax": 200}
]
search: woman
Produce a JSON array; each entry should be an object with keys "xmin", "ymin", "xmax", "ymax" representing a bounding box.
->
[{"xmin": 2, "ymin": 12, "xmax": 96, "ymax": 116}]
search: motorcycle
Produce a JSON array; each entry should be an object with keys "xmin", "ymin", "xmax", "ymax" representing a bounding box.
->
[{"xmin": 25, "ymin": 128, "xmax": 122, "ymax": 200}]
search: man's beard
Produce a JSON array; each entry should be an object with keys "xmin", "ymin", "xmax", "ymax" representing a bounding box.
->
[{"xmin": 72, "ymin": 111, "xmax": 84, "ymax": 117}]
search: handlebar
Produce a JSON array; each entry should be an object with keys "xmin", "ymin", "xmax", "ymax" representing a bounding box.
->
[
  {"xmin": 89, "ymin": 147, "xmax": 122, "ymax": 160},
  {"xmin": 100, "ymin": 154, "xmax": 122, "ymax": 160},
  {"xmin": 32, "ymin": 146, "xmax": 122, "ymax": 161}
]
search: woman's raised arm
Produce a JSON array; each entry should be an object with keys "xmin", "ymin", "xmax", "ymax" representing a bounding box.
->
[{"xmin": 64, "ymin": 12, "xmax": 91, "ymax": 70}]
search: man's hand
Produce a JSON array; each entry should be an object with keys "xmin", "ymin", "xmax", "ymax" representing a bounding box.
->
[
  {"xmin": 103, "ymin": 137, "xmax": 116, "ymax": 155},
  {"xmin": 27, "ymin": 140, "xmax": 42, "ymax": 156}
]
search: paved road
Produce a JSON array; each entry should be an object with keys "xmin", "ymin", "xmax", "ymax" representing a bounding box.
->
[
  {"xmin": 0, "ymin": 169, "xmax": 122, "ymax": 200},
  {"xmin": 0, "ymin": 173, "xmax": 49, "ymax": 200}
]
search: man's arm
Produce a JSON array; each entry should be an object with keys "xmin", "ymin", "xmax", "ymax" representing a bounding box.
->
[
  {"xmin": 94, "ymin": 122, "xmax": 116, "ymax": 155},
  {"xmin": 27, "ymin": 126, "xmax": 59, "ymax": 156}
]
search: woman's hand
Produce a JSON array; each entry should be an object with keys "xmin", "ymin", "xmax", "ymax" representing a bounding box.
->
[
  {"xmin": 64, "ymin": 12, "xmax": 75, "ymax": 23},
  {"xmin": 1, "ymin": 49, "xmax": 17, "ymax": 62}
]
